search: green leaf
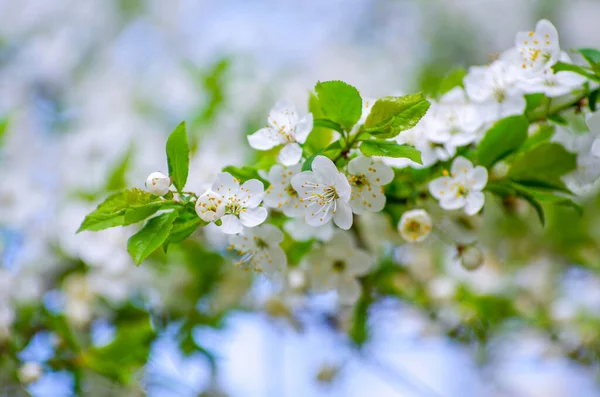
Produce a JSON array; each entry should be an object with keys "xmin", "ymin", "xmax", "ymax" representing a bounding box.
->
[
  {"xmin": 553, "ymin": 62, "xmax": 600, "ymax": 82},
  {"xmin": 524, "ymin": 93, "xmax": 546, "ymax": 113},
  {"xmin": 314, "ymin": 80, "xmax": 362, "ymax": 131},
  {"xmin": 164, "ymin": 212, "xmax": 206, "ymax": 250},
  {"xmin": 304, "ymin": 93, "xmax": 335, "ymax": 152},
  {"xmin": 0, "ymin": 116, "xmax": 9, "ymax": 148},
  {"xmin": 578, "ymin": 48, "xmax": 600, "ymax": 68},
  {"xmin": 286, "ymin": 240, "xmax": 314, "ymax": 266},
  {"xmin": 363, "ymin": 94, "xmax": 430, "ymax": 139},
  {"xmin": 302, "ymin": 141, "xmax": 343, "ymax": 171},
  {"xmin": 127, "ymin": 211, "xmax": 179, "ymax": 265},
  {"xmin": 106, "ymin": 146, "xmax": 133, "ymax": 191},
  {"xmin": 589, "ymin": 89, "xmax": 599, "ymax": 112},
  {"xmin": 222, "ymin": 165, "xmax": 268, "ymax": 185},
  {"xmin": 166, "ymin": 121, "xmax": 190, "ymax": 191},
  {"xmin": 508, "ymin": 142, "xmax": 577, "ymax": 189},
  {"xmin": 349, "ymin": 292, "xmax": 372, "ymax": 347},
  {"xmin": 313, "ymin": 118, "xmax": 344, "ymax": 133},
  {"xmin": 77, "ymin": 189, "xmax": 170, "ymax": 233},
  {"xmin": 359, "ymin": 140, "xmax": 422, "ymax": 163},
  {"xmin": 477, "ymin": 115, "xmax": 529, "ymax": 168},
  {"xmin": 520, "ymin": 124, "xmax": 555, "ymax": 152},
  {"xmin": 439, "ymin": 67, "xmax": 467, "ymax": 96}
]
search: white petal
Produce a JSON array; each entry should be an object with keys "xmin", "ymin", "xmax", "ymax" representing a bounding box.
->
[
  {"xmin": 268, "ymin": 101, "xmax": 297, "ymax": 131},
  {"xmin": 469, "ymin": 166, "xmax": 488, "ymax": 190},
  {"xmin": 336, "ymin": 277, "xmax": 361, "ymax": 305},
  {"xmin": 440, "ymin": 195, "xmax": 466, "ymax": 210},
  {"xmin": 588, "ymin": 112, "xmax": 600, "ymax": 135},
  {"xmin": 278, "ymin": 142, "xmax": 303, "ymax": 166},
  {"xmin": 294, "ymin": 113, "xmax": 314, "ymax": 144},
  {"xmin": 333, "ymin": 173, "xmax": 351, "ymax": 202},
  {"xmin": 259, "ymin": 247, "xmax": 287, "ymax": 276},
  {"xmin": 255, "ymin": 224, "xmax": 284, "ymax": 245},
  {"xmin": 248, "ymin": 128, "xmax": 280, "ymax": 150},
  {"xmin": 591, "ymin": 138, "xmax": 600, "ymax": 158},
  {"xmin": 333, "ymin": 200, "xmax": 353, "ymax": 230},
  {"xmin": 240, "ymin": 179, "xmax": 265, "ymax": 208},
  {"xmin": 218, "ymin": 214, "xmax": 243, "ymax": 235},
  {"xmin": 464, "ymin": 191, "xmax": 485, "ymax": 215},
  {"xmin": 291, "ymin": 171, "xmax": 320, "ymax": 199},
  {"xmin": 499, "ymin": 94, "xmax": 526, "ymax": 119},
  {"xmin": 346, "ymin": 249, "xmax": 375, "ymax": 276},
  {"xmin": 267, "ymin": 164, "xmax": 286, "ymax": 184},
  {"xmin": 240, "ymin": 207, "xmax": 268, "ymax": 227},
  {"xmin": 305, "ymin": 203, "xmax": 334, "ymax": 227},
  {"xmin": 212, "ymin": 172, "xmax": 239, "ymax": 198},
  {"xmin": 428, "ymin": 176, "xmax": 453, "ymax": 199},
  {"xmin": 348, "ymin": 156, "xmax": 371, "ymax": 175},
  {"xmin": 311, "ymin": 156, "xmax": 338, "ymax": 185},
  {"xmin": 451, "ymin": 156, "xmax": 473, "ymax": 177}
]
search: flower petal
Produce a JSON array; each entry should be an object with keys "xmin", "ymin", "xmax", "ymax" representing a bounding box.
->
[
  {"xmin": 336, "ymin": 276, "xmax": 361, "ymax": 305},
  {"xmin": 248, "ymin": 128, "xmax": 280, "ymax": 150},
  {"xmin": 240, "ymin": 179, "xmax": 265, "ymax": 208},
  {"xmin": 212, "ymin": 172, "xmax": 240, "ymax": 198},
  {"xmin": 291, "ymin": 171, "xmax": 320, "ymax": 199},
  {"xmin": 469, "ymin": 166, "xmax": 488, "ymax": 190},
  {"xmin": 294, "ymin": 113, "xmax": 314, "ymax": 144},
  {"xmin": 464, "ymin": 191, "xmax": 485, "ymax": 215},
  {"xmin": 333, "ymin": 200, "xmax": 353, "ymax": 230},
  {"xmin": 348, "ymin": 156, "xmax": 371, "ymax": 175},
  {"xmin": 305, "ymin": 202, "xmax": 334, "ymax": 227},
  {"xmin": 239, "ymin": 207, "xmax": 268, "ymax": 228},
  {"xmin": 333, "ymin": 172, "xmax": 351, "ymax": 202},
  {"xmin": 440, "ymin": 195, "xmax": 466, "ymax": 210},
  {"xmin": 311, "ymin": 155, "xmax": 338, "ymax": 185},
  {"xmin": 428, "ymin": 176, "xmax": 453, "ymax": 200},
  {"xmin": 259, "ymin": 247, "xmax": 287, "ymax": 276},
  {"xmin": 255, "ymin": 224, "xmax": 284, "ymax": 245},
  {"xmin": 451, "ymin": 156, "xmax": 473, "ymax": 177},
  {"xmin": 346, "ymin": 249, "xmax": 375, "ymax": 276},
  {"xmin": 218, "ymin": 214, "xmax": 243, "ymax": 235},
  {"xmin": 278, "ymin": 142, "xmax": 303, "ymax": 166}
]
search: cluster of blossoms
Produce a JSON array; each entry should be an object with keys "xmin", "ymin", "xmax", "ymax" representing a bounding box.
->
[{"xmin": 137, "ymin": 19, "xmax": 599, "ymax": 305}]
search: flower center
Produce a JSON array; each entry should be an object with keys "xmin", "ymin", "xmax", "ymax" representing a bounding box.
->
[
  {"xmin": 332, "ymin": 260, "xmax": 346, "ymax": 273},
  {"xmin": 406, "ymin": 220, "xmax": 421, "ymax": 233},
  {"xmin": 493, "ymin": 88, "xmax": 506, "ymax": 103},
  {"xmin": 226, "ymin": 196, "xmax": 244, "ymax": 216},
  {"xmin": 349, "ymin": 174, "xmax": 369, "ymax": 190}
]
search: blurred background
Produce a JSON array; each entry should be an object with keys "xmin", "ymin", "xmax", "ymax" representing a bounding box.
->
[{"xmin": 1, "ymin": 0, "xmax": 600, "ymax": 396}]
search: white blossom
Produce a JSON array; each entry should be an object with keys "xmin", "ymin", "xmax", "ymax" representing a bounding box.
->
[
  {"xmin": 228, "ymin": 225, "xmax": 286, "ymax": 276},
  {"xmin": 247, "ymin": 101, "xmax": 313, "ymax": 166},
  {"xmin": 283, "ymin": 218, "xmax": 334, "ymax": 242},
  {"xmin": 515, "ymin": 19, "xmax": 561, "ymax": 76},
  {"xmin": 588, "ymin": 112, "xmax": 600, "ymax": 157},
  {"xmin": 459, "ymin": 245, "xmax": 485, "ymax": 270},
  {"xmin": 301, "ymin": 232, "xmax": 374, "ymax": 305},
  {"xmin": 429, "ymin": 156, "xmax": 488, "ymax": 215},
  {"xmin": 398, "ymin": 209, "xmax": 432, "ymax": 243},
  {"xmin": 264, "ymin": 163, "xmax": 304, "ymax": 217},
  {"xmin": 386, "ymin": 122, "xmax": 455, "ymax": 169},
  {"xmin": 211, "ymin": 172, "xmax": 267, "ymax": 234},
  {"xmin": 291, "ymin": 156, "xmax": 353, "ymax": 230},
  {"xmin": 145, "ymin": 172, "xmax": 171, "ymax": 196},
  {"xmin": 195, "ymin": 190, "xmax": 226, "ymax": 222},
  {"xmin": 517, "ymin": 53, "xmax": 587, "ymax": 97},
  {"xmin": 347, "ymin": 156, "xmax": 394, "ymax": 214},
  {"xmin": 464, "ymin": 59, "xmax": 526, "ymax": 122},
  {"xmin": 18, "ymin": 362, "xmax": 43, "ymax": 384}
]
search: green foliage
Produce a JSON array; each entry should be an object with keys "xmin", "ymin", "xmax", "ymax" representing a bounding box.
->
[
  {"xmin": 520, "ymin": 124, "xmax": 555, "ymax": 152},
  {"xmin": 578, "ymin": 48, "xmax": 600, "ymax": 72},
  {"xmin": 349, "ymin": 290, "xmax": 371, "ymax": 347},
  {"xmin": 508, "ymin": 142, "xmax": 577, "ymax": 191},
  {"xmin": 477, "ymin": 115, "xmax": 529, "ymax": 168},
  {"xmin": 439, "ymin": 67, "xmax": 467, "ymax": 96},
  {"xmin": 77, "ymin": 189, "xmax": 175, "ymax": 232},
  {"xmin": 164, "ymin": 211, "xmax": 206, "ymax": 250},
  {"xmin": 127, "ymin": 211, "xmax": 179, "ymax": 265},
  {"xmin": 363, "ymin": 94, "xmax": 430, "ymax": 139},
  {"xmin": 166, "ymin": 121, "xmax": 190, "ymax": 192},
  {"xmin": 313, "ymin": 118, "xmax": 344, "ymax": 134},
  {"xmin": 359, "ymin": 140, "xmax": 422, "ymax": 163},
  {"xmin": 302, "ymin": 141, "xmax": 343, "ymax": 171},
  {"xmin": 304, "ymin": 93, "xmax": 337, "ymax": 153},
  {"xmin": 553, "ymin": 62, "xmax": 600, "ymax": 82},
  {"xmin": 222, "ymin": 165, "xmax": 268, "ymax": 185},
  {"xmin": 314, "ymin": 80, "xmax": 363, "ymax": 132},
  {"xmin": 105, "ymin": 146, "xmax": 133, "ymax": 191}
]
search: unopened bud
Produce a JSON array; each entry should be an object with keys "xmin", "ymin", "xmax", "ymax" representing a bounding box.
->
[{"xmin": 145, "ymin": 172, "xmax": 171, "ymax": 196}]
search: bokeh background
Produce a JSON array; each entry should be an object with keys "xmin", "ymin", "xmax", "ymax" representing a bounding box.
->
[{"xmin": 1, "ymin": 0, "xmax": 600, "ymax": 396}]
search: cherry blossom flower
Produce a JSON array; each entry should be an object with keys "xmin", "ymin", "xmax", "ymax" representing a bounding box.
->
[
  {"xmin": 398, "ymin": 209, "xmax": 432, "ymax": 243},
  {"xmin": 211, "ymin": 172, "xmax": 267, "ymax": 234},
  {"xmin": 228, "ymin": 225, "xmax": 286, "ymax": 276},
  {"xmin": 145, "ymin": 172, "xmax": 171, "ymax": 196},
  {"xmin": 291, "ymin": 156, "xmax": 352, "ymax": 230},
  {"xmin": 347, "ymin": 156, "xmax": 394, "ymax": 214},
  {"xmin": 518, "ymin": 53, "xmax": 587, "ymax": 97},
  {"xmin": 264, "ymin": 163, "xmax": 304, "ymax": 217},
  {"xmin": 301, "ymin": 232, "xmax": 374, "ymax": 304},
  {"xmin": 429, "ymin": 156, "xmax": 488, "ymax": 215},
  {"xmin": 515, "ymin": 19, "xmax": 560, "ymax": 76},
  {"xmin": 195, "ymin": 190, "xmax": 226, "ymax": 222},
  {"xmin": 283, "ymin": 218, "xmax": 334, "ymax": 242},
  {"xmin": 247, "ymin": 101, "xmax": 313, "ymax": 166}
]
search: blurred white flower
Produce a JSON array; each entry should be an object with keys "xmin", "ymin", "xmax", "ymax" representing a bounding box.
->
[
  {"xmin": 518, "ymin": 53, "xmax": 586, "ymax": 97},
  {"xmin": 195, "ymin": 190, "xmax": 226, "ymax": 222},
  {"xmin": 228, "ymin": 224, "xmax": 286, "ymax": 276},
  {"xmin": 264, "ymin": 163, "xmax": 304, "ymax": 217},
  {"xmin": 18, "ymin": 362, "xmax": 43, "ymax": 384},
  {"xmin": 247, "ymin": 101, "xmax": 313, "ymax": 166},
  {"xmin": 429, "ymin": 156, "xmax": 488, "ymax": 215},
  {"xmin": 302, "ymin": 232, "xmax": 374, "ymax": 305},
  {"xmin": 291, "ymin": 156, "xmax": 352, "ymax": 230},
  {"xmin": 588, "ymin": 112, "xmax": 600, "ymax": 157},
  {"xmin": 212, "ymin": 172, "xmax": 267, "ymax": 235},
  {"xmin": 458, "ymin": 245, "xmax": 485, "ymax": 270},
  {"xmin": 387, "ymin": 121, "xmax": 456, "ymax": 169},
  {"xmin": 145, "ymin": 172, "xmax": 171, "ymax": 196},
  {"xmin": 283, "ymin": 218, "xmax": 334, "ymax": 242},
  {"xmin": 398, "ymin": 209, "xmax": 432, "ymax": 243},
  {"xmin": 347, "ymin": 156, "xmax": 394, "ymax": 214}
]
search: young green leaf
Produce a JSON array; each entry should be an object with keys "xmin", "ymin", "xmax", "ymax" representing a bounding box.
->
[
  {"xmin": 304, "ymin": 92, "xmax": 336, "ymax": 152},
  {"xmin": 359, "ymin": 140, "xmax": 422, "ymax": 164},
  {"xmin": 477, "ymin": 115, "xmax": 529, "ymax": 168},
  {"xmin": 363, "ymin": 94, "xmax": 430, "ymax": 139},
  {"xmin": 314, "ymin": 80, "xmax": 362, "ymax": 132},
  {"xmin": 313, "ymin": 118, "xmax": 344, "ymax": 133},
  {"xmin": 106, "ymin": 146, "xmax": 134, "ymax": 191},
  {"xmin": 553, "ymin": 62, "xmax": 600, "ymax": 82},
  {"xmin": 439, "ymin": 67, "xmax": 467, "ymax": 96},
  {"xmin": 508, "ymin": 142, "xmax": 577, "ymax": 191},
  {"xmin": 578, "ymin": 48, "xmax": 600, "ymax": 69},
  {"xmin": 127, "ymin": 211, "xmax": 179, "ymax": 265},
  {"xmin": 166, "ymin": 121, "xmax": 189, "ymax": 192}
]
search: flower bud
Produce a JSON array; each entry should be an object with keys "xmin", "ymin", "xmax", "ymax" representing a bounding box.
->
[
  {"xmin": 398, "ymin": 209, "xmax": 432, "ymax": 243},
  {"xmin": 458, "ymin": 245, "xmax": 484, "ymax": 270},
  {"xmin": 19, "ymin": 362, "xmax": 42, "ymax": 384},
  {"xmin": 195, "ymin": 190, "xmax": 225, "ymax": 222},
  {"xmin": 145, "ymin": 172, "xmax": 171, "ymax": 196}
]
